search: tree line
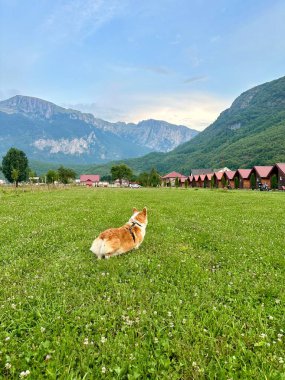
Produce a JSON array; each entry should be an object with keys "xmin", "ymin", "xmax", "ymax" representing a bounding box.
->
[
  {"xmin": 1, "ymin": 148, "xmax": 161, "ymax": 187},
  {"xmin": 0, "ymin": 148, "xmax": 76, "ymax": 186}
]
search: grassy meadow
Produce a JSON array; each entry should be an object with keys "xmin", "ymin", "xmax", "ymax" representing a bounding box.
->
[{"xmin": 0, "ymin": 187, "xmax": 284, "ymax": 379}]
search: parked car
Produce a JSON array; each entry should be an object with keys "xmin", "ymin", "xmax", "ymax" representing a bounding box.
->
[{"xmin": 129, "ymin": 183, "xmax": 141, "ymax": 188}]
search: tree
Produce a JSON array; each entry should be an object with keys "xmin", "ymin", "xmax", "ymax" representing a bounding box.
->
[
  {"xmin": 250, "ymin": 173, "xmax": 256, "ymax": 190},
  {"xmin": 175, "ymin": 177, "xmax": 179, "ymax": 188},
  {"xmin": 46, "ymin": 169, "xmax": 59, "ymax": 184},
  {"xmin": 271, "ymin": 174, "xmax": 278, "ymax": 190},
  {"xmin": 110, "ymin": 164, "xmax": 133, "ymax": 185},
  {"xmin": 210, "ymin": 176, "xmax": 215, "ymax": 189},
  {"xmin": 137, "ymin": 172, "xmax": 149, "ymax": 187},
  {"xmin": 58, "ymin": 166, "xmax": 76, "ymax": 184},
  {"xmin": 148, "ymin": 168, "xmax": 161, "ymax": 187},
  {"xmin": 234, "ymin": 176, "xmax": 239, "ymax": 189},
  {"xmin": 184, "ymin": 179, "xmax": 188, "ymax": 189},
  {"xmin": 2, "ymin": 147, "xmax": 29, "ymax": 187}
]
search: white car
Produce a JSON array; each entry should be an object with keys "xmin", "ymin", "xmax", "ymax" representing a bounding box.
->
[{"xmin": 129, "ymin": 183, "xmax": 141, "ymax": 188}]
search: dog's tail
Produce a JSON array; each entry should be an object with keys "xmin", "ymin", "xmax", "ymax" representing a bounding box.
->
[{"xmin": 90, "ymin": 238, "xmax": 106, "ymax": 259}]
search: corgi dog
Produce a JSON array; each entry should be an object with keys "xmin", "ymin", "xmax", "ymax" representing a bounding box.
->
[{"xmin": 90, "ymin": 207, "xmax": 148, "ymax": 259}]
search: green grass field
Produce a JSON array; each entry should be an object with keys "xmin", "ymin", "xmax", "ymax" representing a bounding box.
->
[{"xmin": 0, "ymin": 187, "xmax": 284, "ymax": 379}]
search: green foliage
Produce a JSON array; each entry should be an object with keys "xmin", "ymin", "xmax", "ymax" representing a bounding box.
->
[
  {"xmin": 234, "ymin": 176, "xmax": 239, "ymax": 189},
  {"xmin": 137, "ymin": 171, "xmax": 149, "ymax": 187},
  {"xmin": 221, "ymin": 176, "xmax": 226, "ymax": 188},
  {"xmin": 250, "ymin": 173, "xmax": 256, "ymax": 189},
  {"xmin": 184, "ymin": 179, "xmax": 188, "ymax": 188},
  {"xmin": 210, "ymin": 176, "xmax": 215, "ymax": 189},
  {"xmin": 271, "ymin": 174, "xmax": 278, "ymax": 190},
  {"xmin": 46, "ymin": 169, "xmax": 59, "ymax": 184},
  {"xmin": 175, "ymin": 177, "xmax": 179, "ymax": 188},
  {"xmin": 1, "ymin": 147, "xmax": 29, "ymax": 186},
  {"xmin": 149, "ymin": 168, "xmax": 161, "ymax": 187},
  {"xmin": 111, "ymin": 164, "xmax": 133, "ymax": 184},
  {"xmin": 58, "ymin": 166, "xmax": 76, "ymax": 184},
  {"xmin": 0, "ymin": 188, "xmax": 284, "ymax": 379}
]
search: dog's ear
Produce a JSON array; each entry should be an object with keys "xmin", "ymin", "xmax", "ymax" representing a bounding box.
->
[
  {"xmin": 143, "ymin": 207, "xmax": 147, "ymax": 215},
  {"xmin": 133, "ymin": 207, "xmax": 138, "ymax": 213}
]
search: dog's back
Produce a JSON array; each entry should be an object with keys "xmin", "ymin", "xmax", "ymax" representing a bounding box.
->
[{"xmin": 90, "ymin": 207, "xmax": 147, "ymax": 259}]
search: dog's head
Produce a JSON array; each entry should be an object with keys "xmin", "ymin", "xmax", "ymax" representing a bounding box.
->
[{"xmin": 132, "ymin": 207, "xmax": 148, "ymax": 226}]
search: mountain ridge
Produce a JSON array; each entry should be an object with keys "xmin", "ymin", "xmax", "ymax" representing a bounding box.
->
[{"xmin": 0, "ymin": 95, "xmax": 198, "ymax": 164}]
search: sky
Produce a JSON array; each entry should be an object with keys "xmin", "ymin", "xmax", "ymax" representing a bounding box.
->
[{"xmin": 0, "ymin": 0, "xmax": 285, "ymax": 131}]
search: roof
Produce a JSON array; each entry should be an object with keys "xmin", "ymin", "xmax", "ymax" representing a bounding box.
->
[
  {"xmin": 276, "ymin": 163, "xmax": 285, "ymax": 175},
  {"xmin": 237, "ymin": 169, "xmax": 251, "ymax": 179},
  {"xmin": 194, "ymin": 175, "xmax": 200, "ymax": 181},
  {"xmin": 188, "ymin": 175, "xmax": 194, "ymax": 182},
  {"xmin": 224, "ymin": 170, "xmax": 236, "ymax": 180},
  {"xmin": 191, "ymin": 168, "xmax": 213, "ymax": 175},
  {"xmin": 200, "ymin": 174, "xmax": 206, "ymax": 181},
  {"xmin": 214, "ymin": 172, "xmax": 224, "ymax": 180},
  {"xmin": 205, "ymin": 173, "xmax": 214, "ymax": 180},
  {"xmin": 80, "ymin": 174, "xmax": 100, "ymax": 182},
  {"xmin": 252, "ymin": 166, "xmax": 273, "ymax": 178},
  {"xmin": 161, "ymin": 171, "xmax": 186, "ymax": 179}
]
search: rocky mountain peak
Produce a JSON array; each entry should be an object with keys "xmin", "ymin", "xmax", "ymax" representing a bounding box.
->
[{"xmin": 0, "ymin": 95, "xmax": 64, "ymax": 119}]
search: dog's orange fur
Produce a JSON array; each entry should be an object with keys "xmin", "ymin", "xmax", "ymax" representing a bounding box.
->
[{"xmin": 90, "ymin": 207, "xmax": 148, "ymax": 259}]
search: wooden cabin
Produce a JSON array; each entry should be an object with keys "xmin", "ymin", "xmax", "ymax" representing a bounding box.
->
[
  {"xmin": 204, "ymin": 173, "xmax": 214, "ymax": 188},
  {"xmin": 233, "ymin": 169, "xmax": 251, "ymax": 189},
  {"xmin": 268, "ymin": 163, "xmax": 285, "ymax": 189},
  {"xmin": 222, "ymin": 170, "xmax": 236, "ymax": 189},
  {"xmin": 249, "ymin": 166, "xmax": 273, "ymax": 189},
  {"xmin": 213, "ymin": 172, "xmax": 224, "ymax": 188}
]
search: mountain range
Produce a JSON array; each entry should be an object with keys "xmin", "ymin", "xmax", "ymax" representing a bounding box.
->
[
  {"xmin": 82, "ymin": 75, "xmax": 285, "ymax": 176},
  {"xmin": 0, "ymin": 95, "xmax": 198, "ymax": 165},
  {"xmin": 1, "ymin": 75, "xmax": 285, "ymax": 177}
]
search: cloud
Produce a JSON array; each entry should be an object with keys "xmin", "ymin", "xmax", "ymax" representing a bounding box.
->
[
  {"xmin": 143, "ymin": 66, "xmax": 172, "ymax": 75},
  {"xmin": 43, "ymin": 0, "xmax": 127, "ymax": 42},
  {"xmin": 184, "ymin": 76, "xmax": 208, "ymax": 84},
  {"xmin": 66, "ymin": 91, "xmax": 231, "ymax": 131}
]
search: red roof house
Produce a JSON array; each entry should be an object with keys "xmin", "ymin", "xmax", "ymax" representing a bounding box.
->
[
  {"xmin": 161, "ymin": 171, "xmax": 187, "ymax": 187},
  {"xmin": 204, "ymin": 173, "xmax": 214, "ymax": 188},
  {"xmin": 233, "ymin": 169, "xmax": 251, "ymax": 189},
  {"xmin": 80, "ymin": 174, "xmax": 100, "ymax": 187},
  {"xmin": 197, "ymin": 174, "xmax": 206, "ymax": 188},
  {"xmin": 213, "ymin": 172, "xmax": 224, "ymax": 188},
  {"xmin": 222, "ymin": 170, "xmax": 236, "ymax": 188},
  {"xmin": 268, "ymin": 163, "xmax": 285, "ymax": 189},
  {"xmin": 249, "ymin": 166, "xmax": 273, "ymax": 189}
]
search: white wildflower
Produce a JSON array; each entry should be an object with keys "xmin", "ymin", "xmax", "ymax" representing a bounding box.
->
[
  {"xmin": 5, "ymin": 362, "xmax": 12, "ymax": 369},
  {"xmin": 101, "ymin": 366, "xmax": 107, "ymax": 373},
  {"xmin": 19, "ymin": 370, "xmax": 30, "ymax": 378},
  {"xmin": 101, "ymin": 336, "xmax": 107, "ymax": 344}
]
